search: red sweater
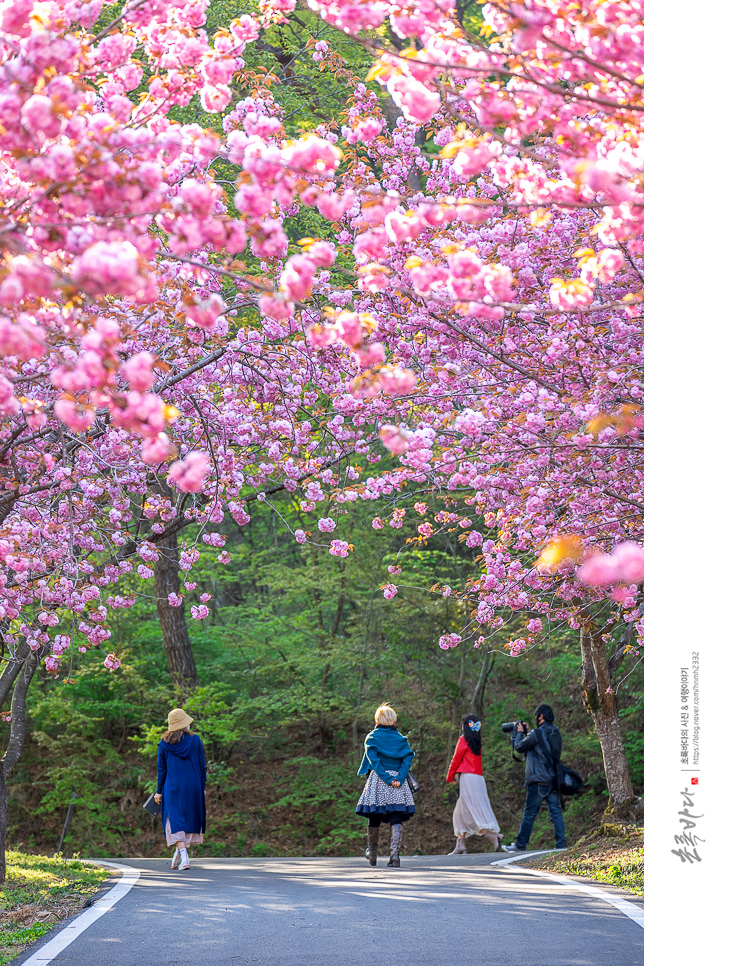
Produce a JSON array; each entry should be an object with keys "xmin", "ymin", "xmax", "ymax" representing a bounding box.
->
[{"xmin": 446, "ymin": 735, "xmax": 483, "ymax": 782}]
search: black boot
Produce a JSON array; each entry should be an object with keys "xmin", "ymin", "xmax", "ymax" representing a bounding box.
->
[
  {"xmin": 365, "ymin": 826, "xmax": 379, "ymax": 866},
  {"xmin": 387, "ymin": 823, "xmax": 403, "ymax": 868}
]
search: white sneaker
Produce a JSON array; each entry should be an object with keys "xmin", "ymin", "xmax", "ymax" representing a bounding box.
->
[
  {"xmin": 179, "ymin": 848, "xmax": 190, "ymax": 870},
  {"xmin": 171, "ymin": 850, "xmax": 181, "ymax": 870}
]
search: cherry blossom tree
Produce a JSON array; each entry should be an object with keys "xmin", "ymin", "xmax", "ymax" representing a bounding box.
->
[
  {"xmin": 0, "ymin": 0, "xmax": 643, "ymax": 872},
  {"xmin": 294, "ymin": 0, "xmax": 644, "ymax": 818}
]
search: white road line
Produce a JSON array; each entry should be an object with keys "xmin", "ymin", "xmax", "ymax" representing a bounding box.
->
[
  {"xmin": 493, "ymin": 852, "xmax": 644, "ymax": 929},
  {"xmin": 21, "ymin": 861, "xmax": 140, "ymax": 965}
]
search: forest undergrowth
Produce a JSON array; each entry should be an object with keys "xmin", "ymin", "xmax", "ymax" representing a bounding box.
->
[
  {"xmin": 524, "ymin": 824, "xmax": 644, "ymax": 896},
  {"xmin": 3, "ymin": 500, "xmax": 643, "ymax": 865}
]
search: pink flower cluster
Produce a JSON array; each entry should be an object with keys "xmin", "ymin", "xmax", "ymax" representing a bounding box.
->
[
  {"xmin": 168, "ymin": 452, "xmax": 212, "ymax": 493},
  {"xmin": 579, "ymin": 543, "xmax": 644, "ymax": 587},
  {"xmin": 0, "ymin": 0, "xmax": 643, "ymax": 675}
]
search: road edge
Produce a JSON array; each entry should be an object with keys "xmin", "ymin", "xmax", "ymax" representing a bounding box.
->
[
  {"xmin": 492, "ymin": 852, "xmax": 644, "ymax": 929},
  {"xmin": 14, "ymin": 861, "xmax": 140, "ymax": 966}
]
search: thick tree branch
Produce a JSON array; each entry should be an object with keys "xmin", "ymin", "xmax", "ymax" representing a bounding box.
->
[
  {"xmin": 0, "ymin": 640, "xmax": 30, "ymax": 709},
  {"xmin": 2, "ymin": 650, "xmax": 38, "ymax": 779}
]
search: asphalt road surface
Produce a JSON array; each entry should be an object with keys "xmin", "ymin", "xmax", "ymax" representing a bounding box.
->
[{"xmin": 16, "ymin": 855, "xmax": 643, "ymax": 966}]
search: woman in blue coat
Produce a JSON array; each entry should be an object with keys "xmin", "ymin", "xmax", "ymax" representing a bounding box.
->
[
  {"xmin": 153, "ymin": 708, "xmax": 207, "ymax": 871},
  {"xmin": 356, "ymin": 704, "xmax": 415, "ymax": 868}
]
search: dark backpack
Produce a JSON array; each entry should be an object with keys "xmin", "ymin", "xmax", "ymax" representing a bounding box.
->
[{"xmin": 535, "ymin": 727, "xmax": 584, "ymax": 806}]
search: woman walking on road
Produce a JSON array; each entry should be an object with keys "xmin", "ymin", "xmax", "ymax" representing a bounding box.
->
[
  {"xmin": 446, "ymin": 714, "xmax": 503, "ymax": 854},
  {"xmin": 356, "ymin": 704, "xmax": 415, "ymax": 868},
  {"xmin": 154, "ymin": 708, "xmax": 207, "ymax": 870}
]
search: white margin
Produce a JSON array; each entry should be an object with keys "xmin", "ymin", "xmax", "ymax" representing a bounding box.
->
[
  {"xmin": 493, "ymin": 851, "xmax": 644, "ymax": 929},
  {"xmin": 20, "ymin": 860, "xmax": 140, "ymax": 966}
]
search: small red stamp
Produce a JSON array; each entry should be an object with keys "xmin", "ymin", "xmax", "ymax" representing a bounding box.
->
[{"xmin": 691, "ymin": 777, "xmax": 699, "ymax": 785}]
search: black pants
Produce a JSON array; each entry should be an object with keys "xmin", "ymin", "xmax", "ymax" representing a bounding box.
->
[{"xmin": 367, "ymin": 812, "xmax": 407, "ymax": 828}]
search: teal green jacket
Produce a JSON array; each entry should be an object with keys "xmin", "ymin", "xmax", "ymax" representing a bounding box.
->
[{"xmin": 357, "ymin": 725, "xmax": 414, "ymax": 787}]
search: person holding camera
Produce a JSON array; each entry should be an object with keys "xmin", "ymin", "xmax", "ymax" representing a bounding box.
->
[{"xmin": 502, "ymin": 703, "xmax": 567, "ymax": 853}]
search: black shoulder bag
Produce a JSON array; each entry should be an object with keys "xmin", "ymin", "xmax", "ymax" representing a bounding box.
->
[
  {"xmin": 535, "ymin": 728, "xmax": 584, "ymax": 807},
  {"xmin": 406, "ymin": 773, "xmax": 421, "ymax": 794}
]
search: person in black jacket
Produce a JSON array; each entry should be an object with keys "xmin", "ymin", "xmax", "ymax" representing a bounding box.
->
[{"xmin": 503, "ymin": 704, "xmax": 567, "ymax": 853}]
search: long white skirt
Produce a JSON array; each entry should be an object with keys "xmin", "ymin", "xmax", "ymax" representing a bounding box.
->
[{"xmin": 452, "ymin": 773, "xmax": 500, "ymax": 837}]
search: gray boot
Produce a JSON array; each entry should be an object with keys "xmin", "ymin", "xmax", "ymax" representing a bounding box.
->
[
  {"xmin": 387, "ymin": 823, "xmax": 403, "ymax": 868},
  {"xmin": 365, "ymin": 826, "xmax": 379, "ymax": 866}
]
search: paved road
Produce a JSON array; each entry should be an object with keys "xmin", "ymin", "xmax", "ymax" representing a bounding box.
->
[{"xmin": 16, "ymin": 856, "xmax": 643, "ymax": 966}]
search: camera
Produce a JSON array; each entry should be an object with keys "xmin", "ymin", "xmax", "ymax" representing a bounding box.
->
[{"xmin": 501, "ymin": 721, "xmax": 529, "ymax": 733}]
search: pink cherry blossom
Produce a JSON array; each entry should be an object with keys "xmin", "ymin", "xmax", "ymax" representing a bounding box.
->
[
  {"xmin": 141, "ymin": 433, "xmax": 176, "ymax": 466},
  {"xmin": 0, "ymin": 0, "xmax": 642, "ymax": 683},
  {"xmin": 54, "ymin": 397, "xmax": 95, "ymax": 433},
  {"xmin": 379, "ymin": 425, "xmax": 410, "ymax": 454},
  {"xmin": 123, "ymin": 352, "xmax": 156, "ymax": 392},
  {"xmin": 611, "ymin": 542, "xmax": 644, "ymax": 583},
  {"xmin": 280, "ymin": 255, "xmax": 317, "ymax": 301},
  {"xmin": 306, "ymin": 241, "xmax": 337, "ymax": 267},
  {"xmin": 71, "ymin": 241, "xmax": 144, "ymax": 299},
  {"xmin": 579, "ymin": 554, "xmax": 620, "ymax": 587},
  {"xmin": 0, "ymin": 376, "xmax": 19, "ymax": 416},
  {"xmin": 384, "ymin": 211, "xmax": 423, "ymax": 245},
  {"xmin": 376, "ymin": 366, "xmax": 417, "ymax": 396},
  {"xmin": 386, "ymin": 75, "xmax": 441, "ymax": 124},
  {"xmin": 200, "ymin": 85, "xmax": 232, "ymax": 113},
  {"xmin": 185, "ymin": 294, "xmax": 226, "ymax": 331},
  {"xmin": 167, "ymin": 451, "xmax": 212, "ymax": 492},
  {"xmin": 282, "ymin": 136, "xmax": 342, "ymax": 174}
]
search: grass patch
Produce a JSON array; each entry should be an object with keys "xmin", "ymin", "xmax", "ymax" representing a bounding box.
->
[
  {"xmin": 523, "ymin": 824, "xmax": 644, "ymax": 896},
  {"xmin": 0, "ymin": 851, "xmax": 111, "ymax": 965}
]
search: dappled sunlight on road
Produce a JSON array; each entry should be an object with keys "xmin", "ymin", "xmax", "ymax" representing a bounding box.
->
[
  {"xmin": 107, "ymin": 857, "xmax": 623, "ymax": 923},
  {"xmin": 72, "ymin": 857, "xmax": 642, "ymax": 966}
]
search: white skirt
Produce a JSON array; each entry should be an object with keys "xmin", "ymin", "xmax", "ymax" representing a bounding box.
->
[{"xmin": 452, "ymin": 773, "xmax": 500, "ymax": 837}]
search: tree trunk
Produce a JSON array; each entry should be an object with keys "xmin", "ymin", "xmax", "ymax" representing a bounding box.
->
[
  {"xmin": 469, "ymin": 652, "xmax": 494, "ymax": 719},
  {"xmin": 0, "ymin": 763, "xmax": 6, "ymax": 884},
  {"xmin": 154, "ymin": 531, "xmax": 197, "ymax": 693},
  {"xmin": 0, "ymin": 649, "xmax": 39, "ymax": 883},
  {"xmin": 580, "ymin": 624, "xmax": 643, "ymax": 824}
]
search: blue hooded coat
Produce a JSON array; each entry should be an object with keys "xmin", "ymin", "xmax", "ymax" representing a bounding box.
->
[
  {"xmin": 357, "ymin": 725, "xmax": 414, "ymax": 787},
  {"xmin": 157, "ymin": 732, "xmax": 207, "ymax": 836}
]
